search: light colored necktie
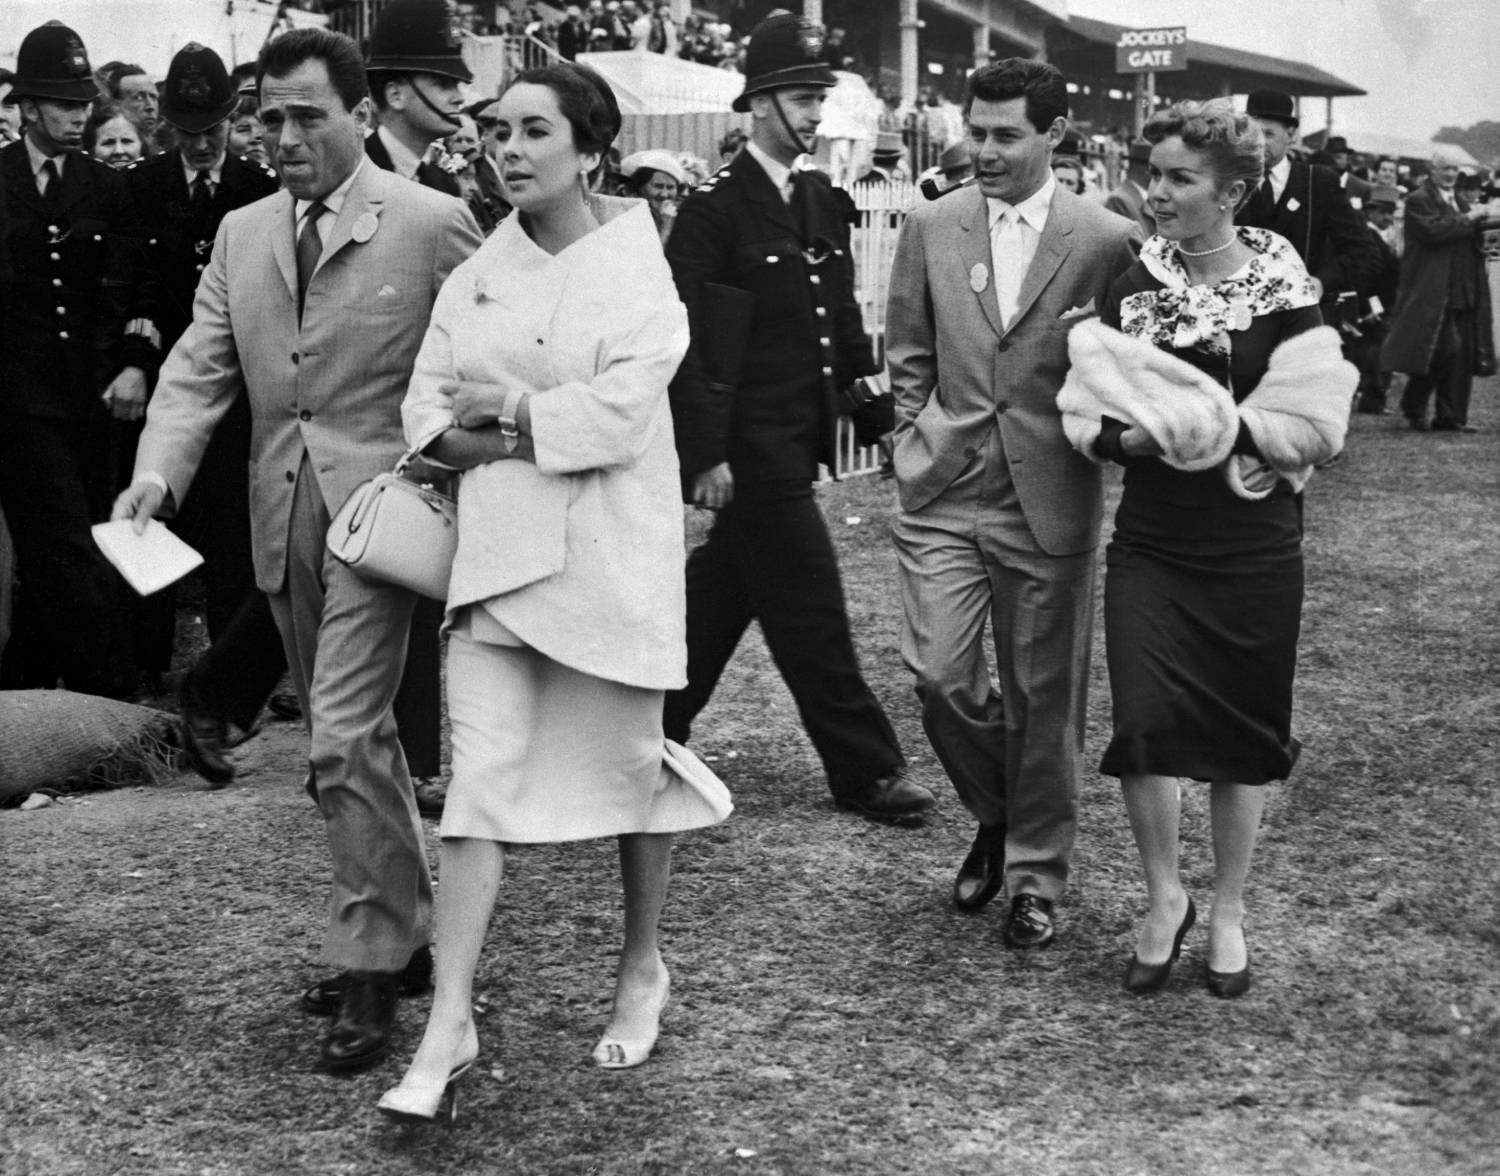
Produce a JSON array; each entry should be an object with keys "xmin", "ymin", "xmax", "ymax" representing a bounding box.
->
[{"xmin": 993, "ymin": 207, "xmax": 1024, "ymax": 330}]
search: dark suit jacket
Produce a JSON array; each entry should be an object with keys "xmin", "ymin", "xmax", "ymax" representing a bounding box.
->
[
  {"xmin": 1381, "ymin": 179, "xmax": 1495, "ymax": 375},
  {"xmin": 1103, "ymin": 180, "xmax": 1155, "ymax": 240},
  {"xmin": 127, "ymin": 149, "xmax": 280, "ymax": 351},
  {"xmin": 0, "ymin": 141, "xmax": 158, "ymax": 420},
  {"xmin": 1237, "ymin": 160, "xmax": 1378, "ymax": 296},
  {"xmin": 365, "ymin": 131, "xmax": 462, "ymax": 198},
  {"xmin": 666, "ymin": 151, "xmax": 876, "ymax": 489}
]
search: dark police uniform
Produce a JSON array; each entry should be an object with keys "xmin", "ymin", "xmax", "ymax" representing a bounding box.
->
[
  {"xmin": 126, "ymin": 147, "xmax": 282, "ymax": 729},
  {"xmin": 361, "ymin": 0, "xmax": 476, "ymax": 788},
  {"xmin": 662, "ymin": 147, "xmax": 907, "ymax": 802},
  {"xmin": 0, "ymin": 140, "xmax": 159, "ymax": 695}
]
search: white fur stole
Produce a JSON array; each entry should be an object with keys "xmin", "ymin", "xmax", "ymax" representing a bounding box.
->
[{"xmin": 1057, "ymin": 319, "xmax": 1357, "ymax": 499}]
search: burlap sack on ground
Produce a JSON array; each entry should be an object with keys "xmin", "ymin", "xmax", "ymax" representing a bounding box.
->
[{"xmin": 0, "ymin": 691, "xmax": 178, "ymax": 801}]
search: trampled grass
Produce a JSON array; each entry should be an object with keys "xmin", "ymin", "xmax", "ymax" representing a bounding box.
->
[{"xmin": 2, "ymin": 388, "xmax": 1497, "ymax": 1175}]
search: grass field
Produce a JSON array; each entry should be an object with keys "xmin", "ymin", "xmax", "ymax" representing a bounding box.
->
[{"xmin": 2, "ymin": 388, "xmax": 1497, "ymax": 1175}]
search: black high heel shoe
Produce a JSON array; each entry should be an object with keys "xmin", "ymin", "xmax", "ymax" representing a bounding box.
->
[
  {"xmin": 1123, "ymin": 896, "xmax": 1196, "ymax": 994},
  {"xmin": 377, "ymin": 1057, "xmax": 477, "ymax": 1124},
  {"xmin": 1206, "ymin": 956, "xmax": 1252, "ymax": 999}
]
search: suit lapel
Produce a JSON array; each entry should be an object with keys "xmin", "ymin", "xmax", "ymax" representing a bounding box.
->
[
  {"xmin": 318, "ymin": 163, "xmax": 384, "ymax": 275},
  {"xmin": 957, "ymin": 188, "xmax": 1003, "ymax": 340},
  {"xmin": 270, "ymin": 189, "xmax": 299, "ymax": 307},
  {"xmin": 1008, "ymin": 187, "xmax": 1074, "ymax": 332}
]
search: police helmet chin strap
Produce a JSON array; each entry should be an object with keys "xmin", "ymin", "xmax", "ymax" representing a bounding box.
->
[
  {"xmin": 769, "ymin": 90, "xmax": 811, "ymax": 158},
  {"xmin": 408, "ymin": 75, "xmax": 462, "ymax": 132}
]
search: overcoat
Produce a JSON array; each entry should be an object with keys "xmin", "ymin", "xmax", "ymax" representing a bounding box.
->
[{"xmin": 1381, "ymin": 178, "xmax": 1496, "ymax": 376}]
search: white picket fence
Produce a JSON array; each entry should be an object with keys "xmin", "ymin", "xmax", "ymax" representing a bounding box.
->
[{"xmin": 830, "ymin": 179, "xmax": 922, "ymax": 479}]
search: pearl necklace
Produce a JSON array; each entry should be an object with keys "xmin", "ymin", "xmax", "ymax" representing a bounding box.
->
[{"xmin": 1177, "ymin": 235, "xmax": 1237, "ymax": 257}]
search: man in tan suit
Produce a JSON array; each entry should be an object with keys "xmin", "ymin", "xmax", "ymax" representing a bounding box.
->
[
  {"xmin": 114, "ymin": 28, "xmax": 481, "ymax": 1071},
  {"xmin": 886, "ymin": 58, "xmax": 1137, "ymax": 948}
]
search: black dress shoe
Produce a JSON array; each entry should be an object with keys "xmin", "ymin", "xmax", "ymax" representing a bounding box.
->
[
  {"xmin": 832, "ymin": 772, "xmax": 935, "ymax": 823},
  {"xmin": 413, "ymin": 778, "xmax": 447, "ymax": 819},
  {"xmin": 322, "ymin": 973, "xmax": 400, "ymax": 1071},
  {"xmin": 1206, "ymin": 958, "xmax": 1252, "ymax": 999},
  {"xmin": 1405, "ymin": 415, "xmax": 1430, "ymax": 432},
  {"xmin": 267, "ymin": 691, "xmax": 302, "ymax": 721},
  {"xmin": 179, "ymin": 706, "xmax": 234, "ymax": 787},
  {"xmin": 1003, "ymin": 894, "xmax": 1055, "ymax": 949},
  {"xmin": 953, "ymin": 823, "xmax": 1005, "ymax": 911},
  {"xmin": 302, "ymin": 945, "xmax": 433, "ymax": 1016},
  {"xmin": 1123, "ymin": 896, "xmax": 1196, "ymax": 994}
]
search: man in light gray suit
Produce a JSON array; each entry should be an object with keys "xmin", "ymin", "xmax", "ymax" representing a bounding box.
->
[
  {"xmin": 885, "ymin": 59, "xmax": 1138, "ymax": 948},
  {"xmin": 113, "ymin": 28, "xmax": 481, "ymax": 1070}
]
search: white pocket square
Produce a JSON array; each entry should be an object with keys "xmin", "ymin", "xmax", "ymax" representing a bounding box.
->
[
  {"xmin": 377, "ymin": 284, "xmax": 397, "ymax": 297},
  {"xmin": 1059, "ymin": 299, "xmax": 1096, "ymax": 321}
]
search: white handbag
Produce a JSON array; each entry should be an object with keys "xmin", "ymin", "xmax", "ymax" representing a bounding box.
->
[{"xmin": 326, "ymin": 445, "xmax": 457, "ymax": 600}]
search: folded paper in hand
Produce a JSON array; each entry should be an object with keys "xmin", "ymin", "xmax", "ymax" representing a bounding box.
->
[{"xmin": 92, "ymin": 519, "xmax": 204, "ymax": 596}]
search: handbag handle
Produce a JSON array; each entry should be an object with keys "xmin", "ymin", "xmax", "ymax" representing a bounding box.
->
[{"xmin": 392, "ymin": 441, "xmax": 434, "ymax": 479}]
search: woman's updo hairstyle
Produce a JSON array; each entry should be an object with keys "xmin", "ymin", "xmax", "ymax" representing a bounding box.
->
[
  {"xmin": 1143, "ymin": 99, "xmax": 1265, "ymax": 209},
  {"xmin": 507, "ymin": 62, "xmax": 621, "ymax": 182}
]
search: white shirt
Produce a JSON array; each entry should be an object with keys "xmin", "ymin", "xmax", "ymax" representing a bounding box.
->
[
  {"xmin": 24, "ymin": 135, "xmax": 65, "ymax": 195},
  {"xmin": 987, "ymin": 176, "xmax": 1055, "ymax": 248},
  {"xmin": 1267, "ymin": 157, "xmax": 1291, "ymax": 202},
  {"xmin": 180, "ymin": 155, "xmax": 225, "ymax": 194},
  {"xmin": 376, "ymin": 125, "xmax": 423, "ymax": 182},
  {"xmin": 295, "ymin": 158, "xmax": 366, "ymax": 256},
  {"xmin": 988, "ymin": 176, "xmax": 1055, "ymax": 329},
  {"xmin": 745, "ymin": 140, "xmax": 797, "ymax": 203}
]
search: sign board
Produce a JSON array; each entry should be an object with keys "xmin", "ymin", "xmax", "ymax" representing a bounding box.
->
[{"xmin": 1115, "ymin": 26, "xmax": 1188, "ymax": 73}]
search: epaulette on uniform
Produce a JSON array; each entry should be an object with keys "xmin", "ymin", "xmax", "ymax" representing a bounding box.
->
[{"xmin": 693, "ymin": 165, "xmax": 732, "ymax": 195}]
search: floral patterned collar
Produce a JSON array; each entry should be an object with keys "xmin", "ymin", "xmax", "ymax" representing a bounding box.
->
[{"xmin": 1121, "ymin": 226, "xmax": 1320, "ymax": 356}]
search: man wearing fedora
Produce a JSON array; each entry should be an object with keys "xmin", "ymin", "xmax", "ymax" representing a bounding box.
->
[
  {"xmin": 1237, "ymin": 89, "xmax": 1376, "ymax": 314},
  {"xmin": 1325, "ymin": 135, "xmax": 1372, "ymax": 209},
  {"xmin": 0, "ymin": 21, "xmax": 160, "ymax": 700},
  {"xmin": 1104, "ymin": 139, "xmax": 1156, "ymax": 239},
  {"xmin": 114, "ymin": 26, "xmax": 481, "ymax": 1072},
  {"xmin": 124, "ymin": 43, "xmax": 282, "ymax": 784},
  {"xmin": 1351, "ymin": 183, "xmax": 1403, "ymax": 414},
  {"xmin": 856, "ymin": 131, "xmax": 907, "ymax": 186},
  {"xmin": 364, "ymin": 0, "xmax": 470, "ymax": 199},
  {"xmin": 663, "ymin": 12, "xmax": 933, "ymax": 824}
]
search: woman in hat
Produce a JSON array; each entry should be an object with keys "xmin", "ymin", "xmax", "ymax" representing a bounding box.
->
[
  {"xmin": 1058, "ymin": 99, "xmax": 1353, "ymax": 1000},
  {"xmin": 620, "ymin": 147, "xmax": 686, "ymax": 242},
  {"xmin": 378, "ymin": 62, "xmax": 731, "ymax": 1124}
]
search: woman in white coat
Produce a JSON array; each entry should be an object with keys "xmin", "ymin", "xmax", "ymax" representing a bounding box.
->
[{"xmin": 379, "ymin": 64, "xmax": 731, "ymax": 1122}]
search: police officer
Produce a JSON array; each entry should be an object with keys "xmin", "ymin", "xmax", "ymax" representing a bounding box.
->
[
  {"xmin": 662, "ymin": 13, "xmax": 933, "ymax": 823},
  {"xmin": 363, "ymin": 0, "xmax": 478, "ymax": 813},
  {"xmin": 126, "ymin": 43, "xmax": 281, "ymax": 783},
  {"xmin": 364, "ymin": 0, "xmax": 470, "ymax": 197},
  {"xmin": 0, "ymin": 21, "xmax": 159, "ymax": 698}
]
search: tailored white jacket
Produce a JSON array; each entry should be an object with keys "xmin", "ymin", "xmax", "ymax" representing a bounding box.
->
[{"xmin": 403, "ymin": 199, "xmax": 691, "ymax": 690}]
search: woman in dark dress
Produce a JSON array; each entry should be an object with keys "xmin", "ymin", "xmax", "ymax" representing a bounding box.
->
[{"xmin": 1059, "ymin": 100, "xmax": 1354, "ymax": 998}]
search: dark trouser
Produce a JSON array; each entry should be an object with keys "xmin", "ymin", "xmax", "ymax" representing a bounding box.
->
[
  {"xmin": 662, "ymin": 483, "xmax": 904, "ymax": 792},
  {"xmin": 184, "ymin": 567, "xmax": 442, "ymax": 772},
  {"xmin": 392, "ymin": 596, "xmax": 443, "ymax": 778},
  {"xmin": 1401, "ymin": 309, "xmax": 1476, "ymax": 426},
  {"xmin": 0, "ymin": 413, "xmax": 138, "ymax": 697},
  {"xmin": 1351, "ymin": 323, "xmax": 1391, "ymax": 412},
  {"xmin": 180, "ymin": 588, "xmax": 288, "ymax": 733}
]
